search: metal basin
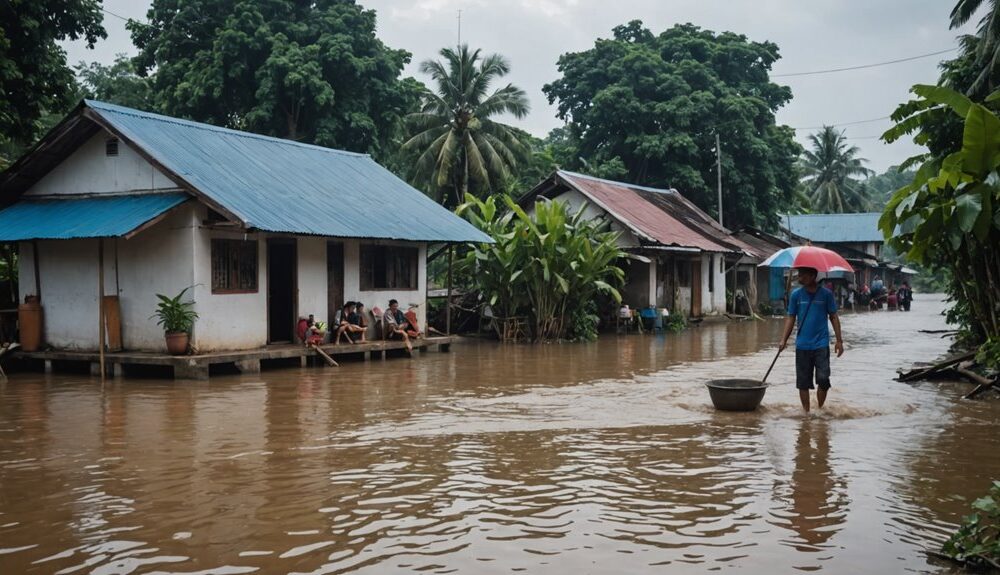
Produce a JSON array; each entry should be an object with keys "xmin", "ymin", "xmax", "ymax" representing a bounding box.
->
[{"xmin": 706, "ymin": 379, "xmax": 768, "ymax": 411}]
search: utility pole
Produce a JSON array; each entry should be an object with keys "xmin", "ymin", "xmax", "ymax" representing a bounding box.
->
[
  {"xmin": 715, "ymin": 132, "xmax": 723, "ymax": 227},
  {"xmin": 457, "ymin": 9, "xmax": 462, "ymax": 46}
]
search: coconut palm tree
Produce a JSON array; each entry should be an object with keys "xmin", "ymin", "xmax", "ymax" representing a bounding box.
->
[
  {"xmin": 799, "ymin": 126, "xmax": 873, "ymax": 213},
  {"xmin": 402, "ymin": 44, "xmax": 530, "ymax": 207},
  {"xmin": 950, "ymin": 0, "xmax": 1000, "ymax": 92}
]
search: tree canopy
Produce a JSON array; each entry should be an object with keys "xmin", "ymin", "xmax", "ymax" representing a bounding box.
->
[
  {"xmin": 799, "ymin": 126, "xmax": 873, "ymax": 213},
  {"xmin": 542, "ymin": 21, "xmax": 800, "ymax": 229},
  {"xmin": 129, "ymin": 0, "xmax": 419, "ymax": 158},
  {"xmin": 76, "ymin": 54, "xmax": 154, "ymax": 111},
  {"xmin": 0, "ymin": 0, "xmax": 105, "ymax": 146},
  {"xmin": 401, "ymin": 45, "xmax": 529, "ymax": 207}
]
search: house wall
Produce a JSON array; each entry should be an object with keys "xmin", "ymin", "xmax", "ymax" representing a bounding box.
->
[
  {"xmin": 18, "ymin": 204, "xmax": 197, "ymax": 350},
  {"xmin": 622, "ymin": 259, "xmax": 656, "ymax": 309},
  {"xmin": 342, "ymin": 239, "xmax": 428, "ymax": 335},
  {"xmin": 24, "ymin": 131, "xmax": 178, "ymax": 197},
  {"xmin": 527, "ymin": 189, "xmax": 640, "ymax": 249},
  {"xmin": 700, "ymin": 253, "xmax": 727, "ymax": 315}
]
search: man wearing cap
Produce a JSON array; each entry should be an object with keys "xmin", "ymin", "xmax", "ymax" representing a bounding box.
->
[{"xmin": 779, "ymin": 267, "xmax": 845, "ymax": 412}]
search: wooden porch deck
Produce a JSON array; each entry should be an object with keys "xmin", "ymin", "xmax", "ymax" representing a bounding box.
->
[{"xmin": 16, "ymin": 336, "xmax": 454, "ymax": 380}]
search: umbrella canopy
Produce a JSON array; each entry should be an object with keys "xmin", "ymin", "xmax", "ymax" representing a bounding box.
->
[{"xmin": 758, "ymin": 246, "xmax": 854, "ymax": 274}]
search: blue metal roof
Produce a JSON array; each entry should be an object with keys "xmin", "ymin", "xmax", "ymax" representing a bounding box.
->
[
  {"xmin": 0, "ymin": 193, "xmax": 189, "ymax": 241},
  {"xmin": 84, "ymin": 100, "xmax": 492, "ymax": 244},
  {"xmin": 781, "ymin": 213, "xmax": 883, "ymax": 243}
]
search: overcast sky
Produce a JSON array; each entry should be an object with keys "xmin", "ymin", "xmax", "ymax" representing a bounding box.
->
[{"xmin": 64, "ymin": 0, "xmax": 976, "ymax": 172}]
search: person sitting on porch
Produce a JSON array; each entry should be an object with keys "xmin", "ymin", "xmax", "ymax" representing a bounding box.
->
[
  {"xmin": 297, "ymin": 314, "xmax": 325, "ymax": 346},
  {"xmin": 383, "ymin": 299, "xmax": 413, "ymax": 353},
  {"xmin": 335, "ymin": 302, "xmax": 365, "ymax": 344},
  {"xmin": 349, "ymin": 302, "xmax": 368, "ymax": 343}
]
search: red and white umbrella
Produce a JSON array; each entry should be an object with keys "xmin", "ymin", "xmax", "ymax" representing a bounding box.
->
[{"xmin": 758, "ymin": 245, "xmax": 854, "ymax": 274}]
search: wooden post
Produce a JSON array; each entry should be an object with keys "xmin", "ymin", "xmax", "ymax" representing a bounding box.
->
[
  {"xmin": 32, "ymin": 240, "xmax": 41, "ymax": 301},
  {"xmin": 446, "ymin": 245, "xmax": 453, "ymax": 335},
  {"xmin": 98, "ymin": 239, "xmax": 106, "ymax": 382}
]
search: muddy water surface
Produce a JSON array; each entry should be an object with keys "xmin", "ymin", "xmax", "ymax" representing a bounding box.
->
[{"xmin": 1, "ymin": 295, "xmax": 998, "ymax": 574}]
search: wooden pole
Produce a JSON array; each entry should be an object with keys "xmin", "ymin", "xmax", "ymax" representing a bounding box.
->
[
  {"xmin": 32, "ymin": 240, "xmax": 41, "ymax": 301},
  {"xmin": 98, "ymin": 239, "xmax": 106, "ymax": 382},
  {"xmin": 446, "ymin": 245, "xmax": 453, "ymax": 335}
]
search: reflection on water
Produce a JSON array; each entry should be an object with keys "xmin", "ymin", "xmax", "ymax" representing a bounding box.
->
[{"xmin": 1, "ymin": 295, "xmax": 998, "ymax": 574}]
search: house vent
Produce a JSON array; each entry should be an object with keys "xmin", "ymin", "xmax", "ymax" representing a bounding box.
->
[{"xmin": 105, "ymin": 137, "xmax": 119, "ymax": 156}]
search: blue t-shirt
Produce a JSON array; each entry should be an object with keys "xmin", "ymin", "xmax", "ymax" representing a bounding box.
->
[{"xmin": 787, "ymin": 286, "xmax": 837, "ymax": 350}]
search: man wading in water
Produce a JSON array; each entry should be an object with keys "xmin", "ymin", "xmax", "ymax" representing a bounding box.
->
[{"xmin": 779, "ymin": 267, "xmax": 844, "ymax": 412}]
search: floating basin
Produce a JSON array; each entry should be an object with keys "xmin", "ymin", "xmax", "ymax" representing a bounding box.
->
[{"xmin": 706, "ymin": 379, "xmax": 768, "ymax": 411}]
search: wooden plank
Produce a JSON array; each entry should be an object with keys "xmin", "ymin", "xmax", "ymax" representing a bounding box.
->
[
  {"xmin": 103, "ymin": 295, "xmax": 122, "ymax": 352},
  {"xmin": 897, "ymin": 350, "xmax": 978, "ymax": 382}
]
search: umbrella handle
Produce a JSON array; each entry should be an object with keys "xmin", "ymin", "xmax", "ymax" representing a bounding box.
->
[{"xmin": 762, "ymin": 346, "xmax": 783, "ymax": 384}]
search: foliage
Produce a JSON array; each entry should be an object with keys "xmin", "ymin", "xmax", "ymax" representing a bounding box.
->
[
  {"xmin": 950, "ymin": 0, "xmax": 1000, "ymax": 94},
  {"xmin": 129, "ymin": 0, "xmax": 419, "ymax": 159},
  {"xmin": 151, "ymin": 287, "xmax": 199, "ymax": 334},
  {"xmin": 0, "ymin": 0, "xmax": 104, "ymax": 148},
  {"xmin": 941, "ymin": 480, "xmax": 1000, "ymax": 570},
  {"xmin": 799, "ymin": 126, "xmax": 874, "ymax": 213},
  {"xmin": 566, "ymin": 300, "xmax": 600, "ymax": 342},
  {"xmin": 542, "ymin": 21, "xmax": 801, "ymax": 230},
  {"xmin": 859, "ymin": 166, "xmax": 916, "ymax": 211},
  {"xmin": 880, "ymin": 84, "xmax": 1000, "ymax": 367},
  {"xmin": 663, "ymin": 313, "xmax": 687, "ymax": 333},
  {"xmin": 402, "ymin": 44, "xmax": 530, "ymax": 207},
  {"xmin": 457, "ymin": 194, "xmax": 626, "ymax": 342},
  {"xmin": 0, "ymin": 245, "xmax": 17, "ymax": 306},
  {"xmin": 75, "ymin": 54, "xmax": 154, "ymax": 110}
]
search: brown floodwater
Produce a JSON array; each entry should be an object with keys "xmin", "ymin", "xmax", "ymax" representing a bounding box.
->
[{"xmin": 1, "ymin": 294, "xmax": 998, "ymax": 574}]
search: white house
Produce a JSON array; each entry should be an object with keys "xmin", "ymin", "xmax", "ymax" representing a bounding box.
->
[
  {"xmin": 0, "ymin": 100, "xmax": 490, "ymax": 353},
  {"xmin": 521, "ymin": 171, "xmax": 748, "ymax": 317}
]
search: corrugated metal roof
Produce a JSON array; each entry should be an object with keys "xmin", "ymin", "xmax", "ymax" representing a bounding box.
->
[
  {"xmin": 82, "ymin": 100, "xmax": 491, "ymax": 244},
  {"xmin": 781, "ymin": 213, "xmax": 883, "ymax": 243},
  {"xmin": 555, "ymin": 171, "xmax": 739, "ymax": 253},
  {"xmin": 0, "ymin": 193, "xmax": 189, "ymax": 241}
]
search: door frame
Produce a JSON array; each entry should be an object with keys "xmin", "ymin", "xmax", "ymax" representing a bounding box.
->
[
  {"xmin": 691, "ymin": 258, "xmax": 702, "ymax": 317},
  {"xmin": 266, "ymin": 237, "xmax": 298, "ymax": 344}
]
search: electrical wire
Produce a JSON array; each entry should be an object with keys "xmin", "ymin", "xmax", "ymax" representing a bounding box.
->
[{"xmin": 773, "ymin": 48, "xmax": 957, "ymax": 77}]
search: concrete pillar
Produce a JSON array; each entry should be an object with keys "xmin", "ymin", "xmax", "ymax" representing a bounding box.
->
[
  {"xmin": 174, "ymin": 363, "xmax": 209, "ymax": 380},
  {"xmin": 235, "ymin": 359, "xmax": 260, "ymax": 374},
  {"xmin": 113, "ymin": 363, "xmax": 124, "ymax": 378},
  {"xmin": 300, "ymin": 356, "xmax": 308, "ymax": 368}
]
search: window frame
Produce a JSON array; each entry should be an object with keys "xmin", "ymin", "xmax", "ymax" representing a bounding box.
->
[
  {"xmin": 359, "ymin": 244, "xmax": 419, "ymax": 291},
  {"xmin": 211, "ymin": 238, "xmax": 259, "ymax": 294}
]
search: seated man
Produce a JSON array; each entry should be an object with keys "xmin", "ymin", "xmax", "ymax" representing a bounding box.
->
[
  {"xmin": 383, "ymin": 299, "xmax": 413, "ymax": 353},
  {"xmin": 335, "ymin": 302, "xmax": 366, "ymax": 344},
  {"xmin": 348, "ymin": 302, "xmax": 368, "ymax": 343}
]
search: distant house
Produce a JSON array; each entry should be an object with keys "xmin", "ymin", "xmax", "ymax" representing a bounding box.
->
[
  {"xmin": 521, "ymin": 171, "xmax": 750, "ymax": 317},
  {"xmin": 729, "ymin": 227, "xmax": 791, "ymax": 310},
  {"xmin": 0, "ymin": 100, "xmax": 489, "ymax": 353},
  {"xmin": 779, "ymin": 213, "xmax": 914, "ymax": 287}
]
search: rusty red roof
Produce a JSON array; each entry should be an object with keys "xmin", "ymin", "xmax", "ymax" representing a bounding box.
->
[{"xmin": 540, "ymin": 171, "xmax": 740, "ymax": 253}]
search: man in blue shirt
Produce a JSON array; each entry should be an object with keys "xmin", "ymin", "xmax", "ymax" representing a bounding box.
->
[{"xmin": 779, "ymin": 267, "xmax": 845, "ymax": 412}]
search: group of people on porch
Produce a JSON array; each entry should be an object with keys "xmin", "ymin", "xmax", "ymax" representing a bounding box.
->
[{"xmin": 297, "ymin": 299, "xmax": 422, "ymax": 352}]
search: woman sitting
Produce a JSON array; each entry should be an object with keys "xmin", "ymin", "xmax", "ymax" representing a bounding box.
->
[{"xmin": 349, "ymin": 302, "xmax": 369, "ymax": 342}]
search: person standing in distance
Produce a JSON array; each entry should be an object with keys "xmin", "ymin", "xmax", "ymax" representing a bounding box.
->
[{"xmin": 779, "ymin": 267, "xmax": 844, "ymax": 411}]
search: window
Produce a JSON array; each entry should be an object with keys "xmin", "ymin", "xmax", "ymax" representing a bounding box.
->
[
  {"xmin": 360, "ymin": 245, "xmax": 418, "ymax": 290},
  {"xmin": 105, "ymin": 137, "xmax": 119, "ymax": 156},
  {"xmin": 211, "ymin": 239, "xmax": 258, "ymax": 293}
]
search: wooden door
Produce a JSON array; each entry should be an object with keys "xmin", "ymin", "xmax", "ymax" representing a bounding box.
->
[{"xmin": 691, "ymin": 259, "xmax": 702, "ymax": 317}]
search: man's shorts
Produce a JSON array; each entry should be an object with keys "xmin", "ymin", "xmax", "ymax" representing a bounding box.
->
[{"xmin": 796, "ymin": 347, "xmax": 831, "ymax": 390}]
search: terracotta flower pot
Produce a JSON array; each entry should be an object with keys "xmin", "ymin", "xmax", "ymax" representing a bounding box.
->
[{"xmin": 165, "ymin": 332, "xmax": 189, "ymax": 355}]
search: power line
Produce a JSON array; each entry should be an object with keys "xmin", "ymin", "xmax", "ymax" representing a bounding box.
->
[
  {"xmin": 100, "ymin": 7, "xmax": 131, "ymax": 22},
  {"xmin": 773, "ymin": 48, "xmax": 957, "ymax": 77},
  {"xmin": 791, "ymin": 116, "xmax": 892, "ymax": 131}
]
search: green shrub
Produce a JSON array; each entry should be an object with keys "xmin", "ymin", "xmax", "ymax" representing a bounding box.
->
[
  {"xmin": 942, "ymin": 481, "xmax": 1000, "ymax": 569},
  {"xmin": 663, "ymin": 313, "xmax": 686, "ymax": 333}
]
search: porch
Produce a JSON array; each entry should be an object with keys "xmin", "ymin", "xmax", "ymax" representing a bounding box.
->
[{"xmin": 16, "ymin": 336, "xmax": 454, "ymax": 380}]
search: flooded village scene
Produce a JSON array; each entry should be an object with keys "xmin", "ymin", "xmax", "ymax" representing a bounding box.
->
[{"xmin": 2, "ymin": 1, "xmax": 1000, "ymax": 574}]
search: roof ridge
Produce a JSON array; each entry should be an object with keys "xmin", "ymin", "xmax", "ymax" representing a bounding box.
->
[
  {"xmin": 85, "ymin": 99, "xmax": 370, "ymax": 159},
  {"xmin": 558, "ymin": 170, "xmax": 676, "ymax": 195}
]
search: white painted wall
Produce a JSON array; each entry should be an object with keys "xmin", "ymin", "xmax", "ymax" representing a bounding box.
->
[
  {"xmin": 342, "ymin": 239, "xmax": 428, "ymax": 335},
  {"xmin": 297, "ymin": 237, "xmax": 328, "ymax": 323},
  {"xmin": 25, "ymin": 131, "xmax": 178, "ymax": 197},
  {"xmin": 191, "ymin": 221, "xmax": 267, "ymax": 352},
  {"xmin": 699, "ymin": 253, "xmax": 727, "ymax": 315},
  {"xmin": 527, "ymin": 189, "xmax": 640, "ymax": 249}
]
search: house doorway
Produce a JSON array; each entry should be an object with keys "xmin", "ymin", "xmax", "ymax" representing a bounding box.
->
[
  {"xmin": 267, "ymin": 238, "xmax": 297, "ymax": 343},
  {"xmin": 327, "ymin": 242, "xmax": 344, "ymax": 326}
]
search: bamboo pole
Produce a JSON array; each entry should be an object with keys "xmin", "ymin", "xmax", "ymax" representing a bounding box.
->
[
  {"xmin": 446, "ymin": 245, "xmax": 453, "ymax": 335},
  {"xmin": 98, "ymin": 239, "xmax": 106, "ymax": 382}
]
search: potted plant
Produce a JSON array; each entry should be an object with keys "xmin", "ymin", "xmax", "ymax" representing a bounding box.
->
[{"xmin": 151, "ymin": 287, "xmax": 198, "ymax": 355}]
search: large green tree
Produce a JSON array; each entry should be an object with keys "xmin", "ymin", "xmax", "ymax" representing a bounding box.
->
[
  {"xmin": 799, "ymin": 126, "xmax": 873, "ymax": 213},
  {"xmin": 129, "ymin": 0, "xmax": 419, "ymax": 158},
  {"xmin": 0, "ymin": 0, "xmax": 104, "ymax": 162},
  {"xmin": 401, "ymin": 44, "xmax": 529, "ymax": 207},
  {"xmin": 950, "ymin": 0, "xmax": 1000, "ymax": 93},
  {"xmin": 76, "ymin": 54, "xmax": 154, "ymax": 110},
  {"xmin": 542, "ymin": 21, "xmax": 801, "ymax": 229}
]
